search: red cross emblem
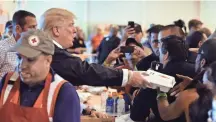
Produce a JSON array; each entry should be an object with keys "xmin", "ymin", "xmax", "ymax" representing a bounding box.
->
[
  {"xmin": 31, "ymin": 38, "xmax": 37, "ymax": 43},
  {"xmin": 28, "ymin": 36, "xmax": 40, "ymax": 46}
]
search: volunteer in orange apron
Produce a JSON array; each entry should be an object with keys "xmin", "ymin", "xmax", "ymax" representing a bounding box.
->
[{"xmin": 0, "ymin": 29, "xmax": 80, "ymax": 122}]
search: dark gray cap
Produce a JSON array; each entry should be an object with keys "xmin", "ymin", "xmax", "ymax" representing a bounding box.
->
[{"xmin": 9, "ymin": 29, "xmax": 54, "ymax": 58}]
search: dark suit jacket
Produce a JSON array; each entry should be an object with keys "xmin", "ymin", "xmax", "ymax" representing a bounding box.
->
[
  {"xmin": 187, "ymin": 51, "xmax": 197, "ymax": 64},
  {"xmin": 136, "ymin": 53, "xmax": 159, "ymax": 71},
  {"xmin": 97, "ymin": 36, "xmax": 120, "ymax": 64},
  {"xmin": 130, "ymin": 60, "xmax": 196, "ymax": 122},
  {"xmin": 51, "ymin": 46, "xmax": 123, "ymax": 86}
]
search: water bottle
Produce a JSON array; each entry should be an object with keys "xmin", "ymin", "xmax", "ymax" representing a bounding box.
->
[
  {"xmin": 101, "ymin": 89, "xmax": 108, "ymax": 111},
  {"xmin": 106, "ymin": 94, "xmax": 114, "ymax": 113},
  {"xmin": 117, "ymin": 95, "xmax": 125, "ymax": 114},
  {"xmin": 112, "ymin": 92, "xmax": 118, "ymax": 113}
]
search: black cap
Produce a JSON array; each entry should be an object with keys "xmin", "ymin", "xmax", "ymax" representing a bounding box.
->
[
  {"xmin": 125, "ymin": 38, "xmax": 143, "ymax": 48},
  {"xmin": 134, "ymin": 23, "xmax": 142, "ymax": 34},
  {"xmin": 146, "ymin": 24, "xmax": 164, "ymax": 33},
  {"xmin": 5, "ymin": 20, "xmax": 12, "ymax": 29},
  {"xmin": 198, "ymin": 39, "xmax": 216, "ymax": 65}
]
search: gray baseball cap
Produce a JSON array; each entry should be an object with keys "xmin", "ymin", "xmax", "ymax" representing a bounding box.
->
[{"xmin": 9, "ymin": 29, "xmax": 54, "ymax": 58}]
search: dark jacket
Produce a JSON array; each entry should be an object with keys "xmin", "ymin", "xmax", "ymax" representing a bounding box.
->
[
  {"xmin": 136, "ymin": 53, "xmax": 159, "ymax": 71},
  {"xmin": 71, "ymin": 38, "xmax": 86, "ymax": 49},
  {"xmin": 97, "ymin": 36, "xmax": 120, "ymax": 64},
  {"xmin": 187, "ymin": 51, "xmax": 197, "ymax": 64},
  {"xmin": 51, "ymin": 46, "xmax": 123, "ymax": 86},
  {"xmin": 130, "ymin": 60, "xmax": 196, "ymax": 122}
]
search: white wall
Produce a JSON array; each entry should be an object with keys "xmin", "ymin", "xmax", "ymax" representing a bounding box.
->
[
  {"xmin": 20, "ymin": 1, "xmax": 88, "ymax": 35},
  {"xmin": 87, "ymin": 1, "xmax": 199, "ymax": 30},
  {"xmin": 143, "ymin": 1, "xmax": 200, "ymax": 28},
  {"xmin": 3, "ymin": 1, "xmax": 202, "ymax": 35},
  {"xmin": 200, "ymin": 1, "xmax": 216, "ymax": 31},
  {"xmin": 88, "ymin": 1, "xmax": 143, "ymax": 25}
]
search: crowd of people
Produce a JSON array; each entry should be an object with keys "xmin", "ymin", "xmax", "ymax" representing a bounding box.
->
[{"xmin": 0, "ymin": 7, "xmax": 216, "ymax": 122}]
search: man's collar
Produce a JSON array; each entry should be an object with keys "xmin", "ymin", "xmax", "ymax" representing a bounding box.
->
[{"xmin": 52, "ymin": 40, "xmax": 63, "ymax": 49}]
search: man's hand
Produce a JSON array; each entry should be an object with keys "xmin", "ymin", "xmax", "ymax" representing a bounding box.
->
[
  {"xmin": 122, "ymin": 26, "xmax": 135, "ymax": 42},
  {"xmin": 189, "ymin": 48, "xmax": 199, "ymax": 53},
  {"xmin": 104, "ymin": 48, "xmax": 123, "ymax": 64},
  {"xmin": 67, "ymin": 47, "xmax": 86, "ymax": 54},
  {"xmin": 74, "ymin": 47, "xmax": 86, "ymax": 54},
  {"xmin": 127, "ymin": 71, "xmax": 152, "ymax": 88},
  {"xmin": 133, "ymin": 46, "xmax": 152, "ymax": 60},
  {"xmin": 90, "ymin": 111, "xmax": 109, "ymax": 118},
  {"xmin": 170, "ymin": 74, "xmax": 193, "ymax": 97}
]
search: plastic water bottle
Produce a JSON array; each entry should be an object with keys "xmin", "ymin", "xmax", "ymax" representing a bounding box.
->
[
  {"xmin": 106, "ymin": 94, "xmax": 114, "ymax": 113},
  {"xmin": 117, "ymin": 95, "xmax": 125, "ymax": 114},
  {"xmin": 112, "ymin": 92, "xmax": 118, "ymax": 113},
  {"xmin": 101, "ymin": 89, "xmax": 108, "ymax": 111}
]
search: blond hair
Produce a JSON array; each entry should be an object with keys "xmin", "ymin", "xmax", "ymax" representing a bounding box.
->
[{"xmin": 39, "ymin": 8, "xmax": 76, "ymax": 34}]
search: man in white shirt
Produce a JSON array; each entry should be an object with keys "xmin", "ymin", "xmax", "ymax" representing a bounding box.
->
[{"xmin": 0, "ymin": 10, "xmax": 37, "ymax": 79}]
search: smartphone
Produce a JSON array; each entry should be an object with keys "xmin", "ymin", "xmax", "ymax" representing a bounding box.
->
[
  {"xmin": 128, "ymin": 21, "xmax": 135, "ymax": 28},
  {"xmin": 120, "ymin": 46, "xmax": 134, "ymax": 53},
  {"xmin": 150, "ymin": 61, "xmax": 163, "ymax": 71}
]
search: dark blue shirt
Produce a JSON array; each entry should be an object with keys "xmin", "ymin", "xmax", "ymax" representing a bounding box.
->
[{"xmin": 0, "ymin": 71, "xmax": 80, "ymax": 122}]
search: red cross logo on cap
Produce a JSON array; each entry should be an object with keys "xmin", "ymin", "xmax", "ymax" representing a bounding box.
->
[
  {"xmin": 31, "ymin": 38, "xmax": 37, "ymax": 43},
  {"xmin": 28, "ymin": 36, "xmax": 40, "ymax": 46}
]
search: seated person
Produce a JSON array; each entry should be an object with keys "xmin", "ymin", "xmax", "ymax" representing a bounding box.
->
[
  {"xmin": 157, "ymin": 39, "xmax": 216, "ymax": 122},
  {"xmin": 0, "ymin": 30, "xmax": 80, "ymax": 122}
]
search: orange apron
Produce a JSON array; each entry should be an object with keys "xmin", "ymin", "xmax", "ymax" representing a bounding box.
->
[{"xmin": 0, "ymin": 73, "xmax": 53, "ymax": 122}]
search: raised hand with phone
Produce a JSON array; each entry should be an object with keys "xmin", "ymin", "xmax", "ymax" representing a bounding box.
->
[{"xmin": 121, "ymin": 21, "xmax": 136, "ymax": 42}]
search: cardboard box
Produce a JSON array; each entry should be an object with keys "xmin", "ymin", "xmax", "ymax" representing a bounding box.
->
[
  {"xmin": 145, "ymin": 69, "xmax": 176, "ymax": 92},
  {"xmin": 81, "ymin": 116, "xmax": 115, "ymax": 122}
]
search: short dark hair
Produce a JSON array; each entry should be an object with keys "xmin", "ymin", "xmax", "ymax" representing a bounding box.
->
[
  {"xmin": 160, "ymin": 35, "xmax": 188, "ymax": 61},
  {"xmin": 125, "ymin": 38, "xmax": 143, "ymax": 49},
  {"xmin": 134, "ymin": 23, "xmax": 142, "ymax": 34},
  {"xmin": 200, "ymin": 27, "xmax": 211, "ymax": 37},
  {"xmin": 188, "ymin": 19, "xmax": 203, "ymax": 30},
  {"xmin": 161, "ymin": 24, "xmax": 186, "ymax": 38},
  {"xmin": 198, "ymin": 39, "xmax": 216, "ymax": 66},
  {"xmin": 186, "ymin": 31, "xmax": 205, "ymax": 48},
  {"xmin": 146, "ymin": 24, "xmax": 164, "ymax": 34},
  {"xmin": 5, "ymin": 20, "xmax": 12, "ymax": 29},
  {"xmin": 12, "ymin": 10, "xmax": 35, "ymax": 29},
  {"xmin": 174, "ymin": 19, "xmax": 187, "ymax": 34}
]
